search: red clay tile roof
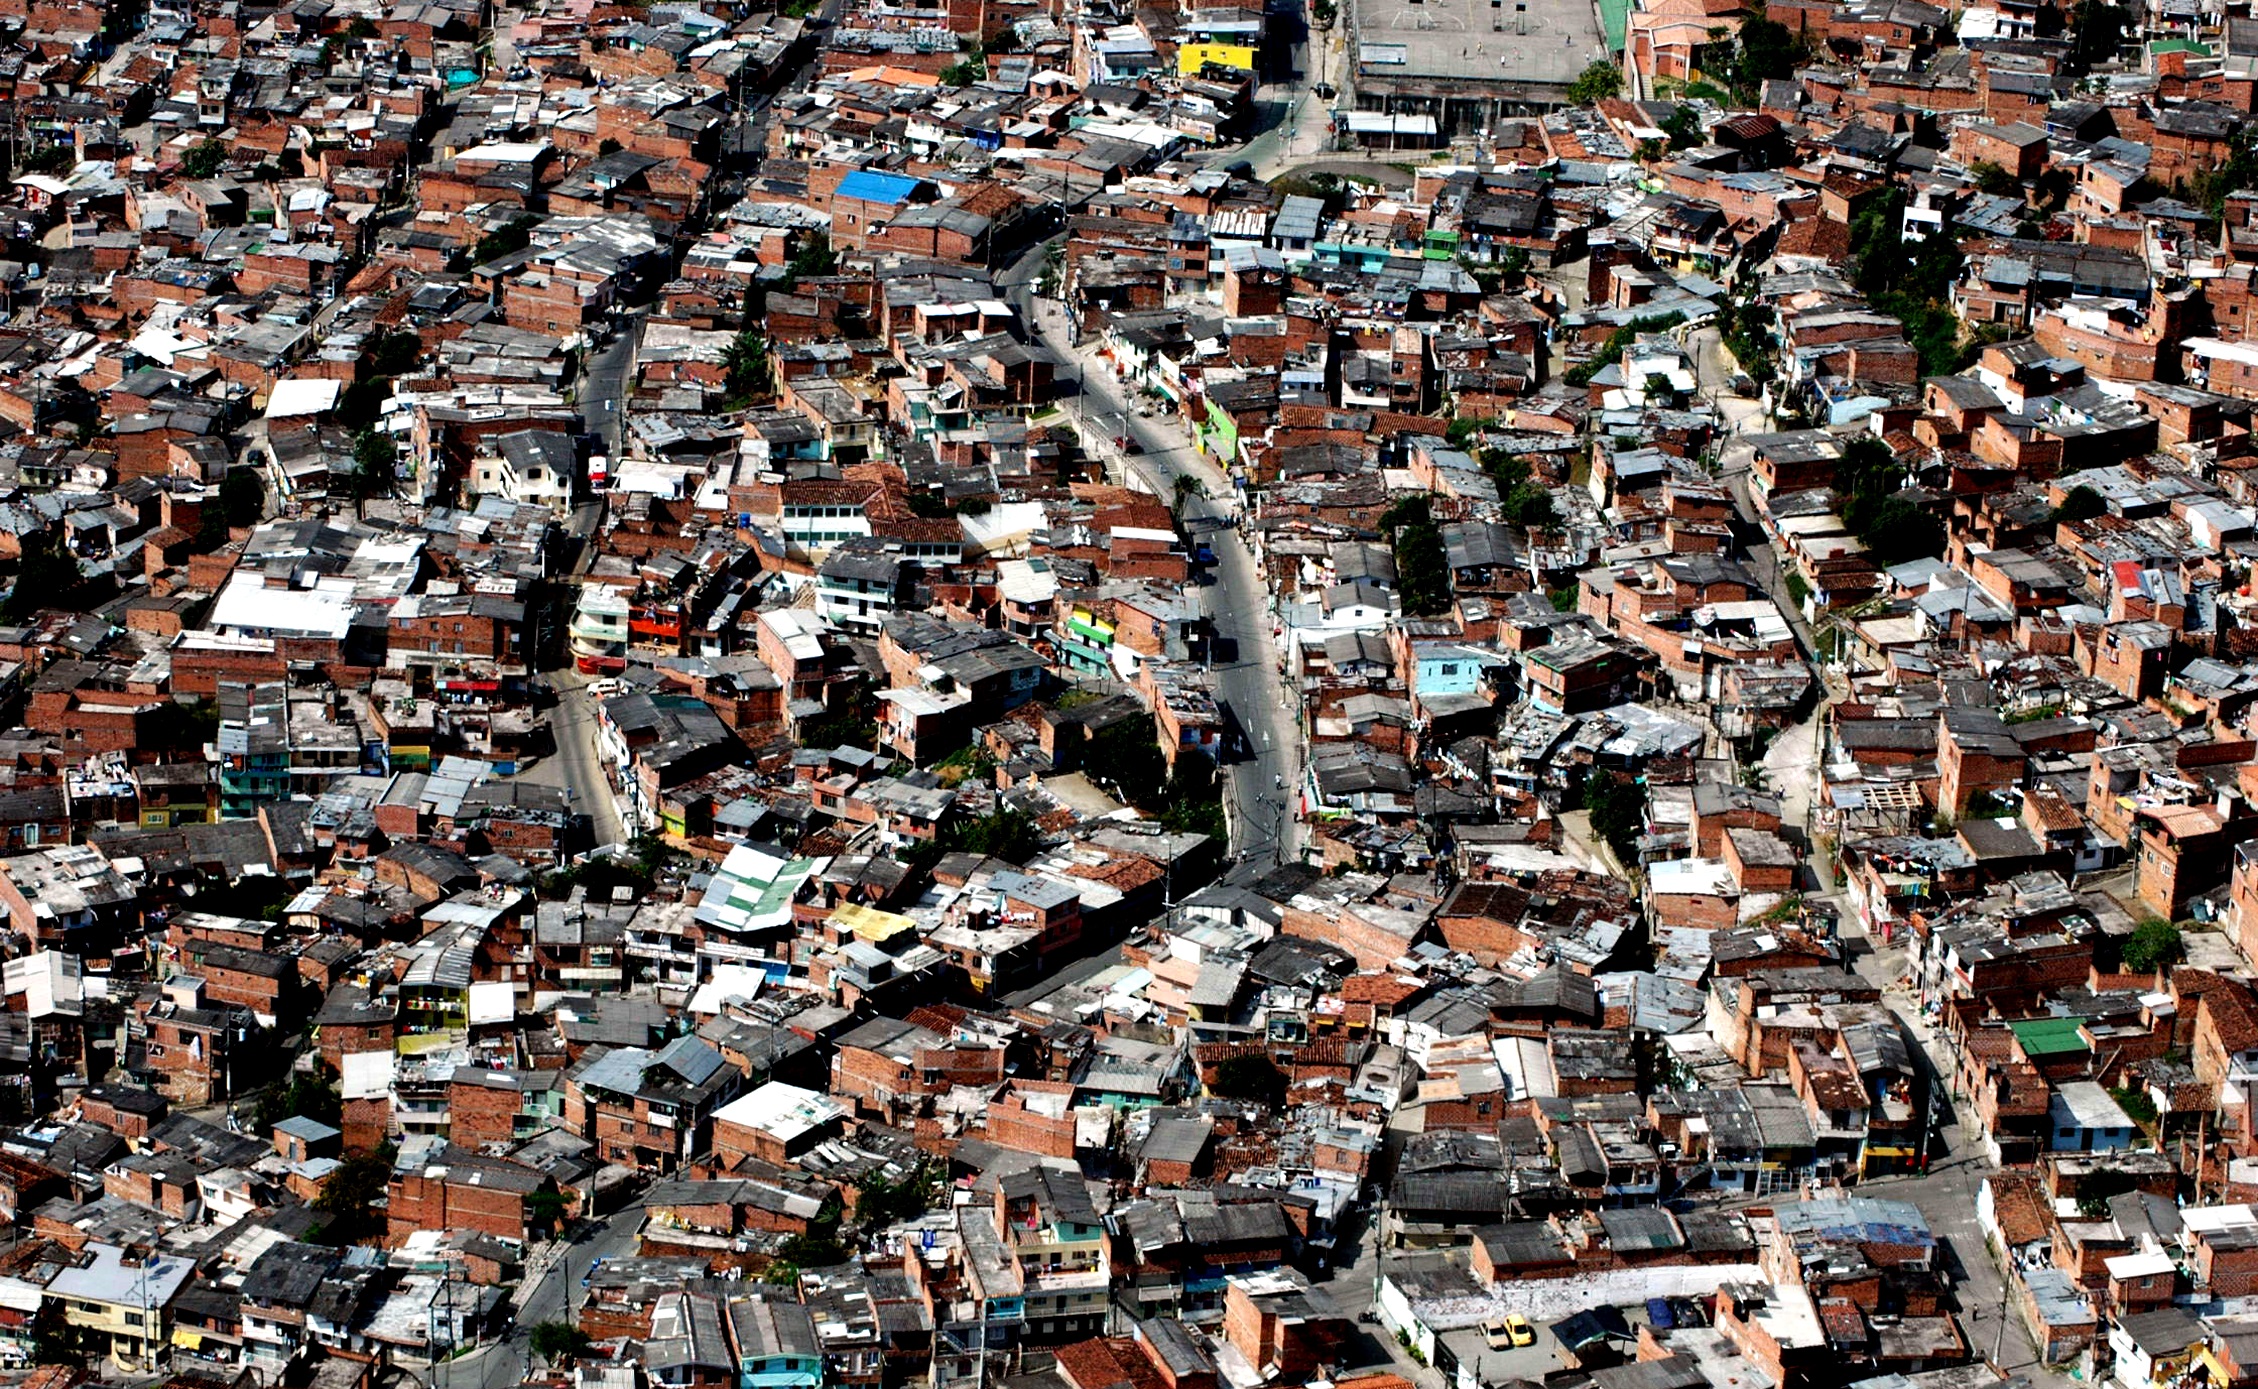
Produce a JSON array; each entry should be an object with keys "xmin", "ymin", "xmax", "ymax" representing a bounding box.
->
[
  {"xmin": 1064, "ymin": 857, "xmax": 1165, "ymax": 891},
  {"xmin": 1341, "ymin": 972, "xmax": 1424, "ymax": 1007},
  {"xmin": 2206, "ymin": 984, "xmax": 2258, "ymax": 1055},
  {"xmin": 1987, "ymin": 1170, "xmax": 2051, "ymax": 1246},
  {"xmin": 1054, "ymin": 1339, "xmax": 1133, "ymax": 1389},
  {"xmin": 1776, "ymin": 216, "xmax": 1851, "ymax": 261}
]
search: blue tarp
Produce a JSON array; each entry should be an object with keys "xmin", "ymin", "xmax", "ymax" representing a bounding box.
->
[{"xmin": 836, "ymin": 169, "xmax": 920, "ymax": 205}]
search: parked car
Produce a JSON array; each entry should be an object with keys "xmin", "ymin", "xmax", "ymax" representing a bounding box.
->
[{"xmin": 1506, "ymin": 1314, "xmax": 1536, "ymax": 1347}]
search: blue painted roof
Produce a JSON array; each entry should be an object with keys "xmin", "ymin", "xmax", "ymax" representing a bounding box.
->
[{"xmin": 837, "ymin": 170, "xmax": 919, "ymax": 205}]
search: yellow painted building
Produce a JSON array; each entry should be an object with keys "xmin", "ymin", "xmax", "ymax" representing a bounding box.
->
[
  {"xmin": 1178, "ymin": 42, "xmax": 1256, "ymax": 75},
  {"xmin": 49, "ymin": 1244, "xmax": 195, "ymax": 1369},
  {"xmin": 833, "ymin": 901, "xmax": 918, "ymax": 946}
]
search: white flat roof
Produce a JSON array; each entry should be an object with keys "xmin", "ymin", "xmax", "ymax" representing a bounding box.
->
[
  {"xmin": 265, "ymin": 377, "xmax": 343, "ymax": 419},
  {"xmin": 1648, "ymin": 857, "xmax": 1738, "ymax": 897},
  {"xmin": 713, "ymin": 1081, "xmax": 847, "ymax": 1140},
  {"xmin": 209, "ymin": 572, "xmax": 355, "ymax": 641}
]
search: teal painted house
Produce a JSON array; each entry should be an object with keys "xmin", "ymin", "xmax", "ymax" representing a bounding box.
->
[{"xmin": 727, "ymin": 1295, "xmax": 824, "ymax": 1389}]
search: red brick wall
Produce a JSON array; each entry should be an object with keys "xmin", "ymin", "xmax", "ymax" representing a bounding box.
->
[
  {"xmin": 986, "ymin": 1094, "xmax": 1076, "ymax": 1159},
  {"xmin": 342, "ymin": 1095, "xmax": 391, "ymax": 1155},
  {"xmin": 387, "ymin": 1169, "xmax": 532, "ymax": 1241},
  {"xmin": 449, "ymin": 1078, "xmax": 520, "ymax": 1150}
]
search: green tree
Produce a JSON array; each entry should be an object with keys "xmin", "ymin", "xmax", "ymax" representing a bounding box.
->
[
  {"xmin": 940, "ymin": 42, "xmax": 987, "ymax": 85},
  {"xmin": 2188, "ymin": 124, "xmax": 2258, "ymax": 220},
  {"xmin": 799, "ymin": 683, "xmax": 879, "ymax": 750},
  {"xmin": 778, "ymin": 1233, "xmax": 848, "ymax": 1266},
  {"xmin": 179, "ymin": 139, "xmax": 228, "ymax": 179},
  {"xmin": 1734, "ymin": 16, "xmax": 1796, "ymax": 90},
  {"xmin": 2051, "ymin": 484, "xmax": 2106, "ymax": 525},
  {"xmin": 220, "ymin": 466, "xmax": 265, "ymax": 527},
  {"xmin": 855, "ymin": 1165, "xmax": 938, "ymax": 1228},
  {"xmin": 1720, "ymin": 300, "xmax": 1779, "ymax": 385},
  {"xmin": 1481, "ymin": 449, "xmax": 1556, "ymax": 527},
  {"xmin": 4, "ymin": 533, "xmax": 82, "ymax": 620},
  {"xmin": 1445, "ymin": 415, "xmax": 1491, "ymax": 450},
  {"xmin": 363, "ymin": 329, "xmax": 424, "ymax": 379},
  {"xmin": 723, "ymin": 329, "xmax": 771, "ymax": 398},
  {"xmin": 1383, "ymin": 494, "xmax": 1451, "ymax": 616},
  {"xmin": 1087, "ymin": 717, "xmax": 1170, "ymax": 807},
  {"xmin": 19, "ymin": 144, "xmax": 74, "ymax": 176},
  {"xmin": 347, "ymin": 429, "xmax": 399, "ymax": 499},
  {"xmin": 1859, "ymin": 497, "xmax": 1944, "ymax": 566},
  {"xmin": 2122, "ymin": 919, "xmax": 2185, "ymax": 973},
  {"xmin": 788, "ymin": 230, "xmax": 837, "ymax": 280},
  {"xmin": 251, "ymin": 1068, "xmax": 344, "ymax": 1132},
  {"xmin": 525, "ymin": 1189, "xmax": 570, "ymax": 1238},
  {"xmin": 1566, "ymin": 60, "xmax": 1623, "ymax": 105},
  {"xmin": 1836, "ymin": 435, "xmax": 1944, "ymax": 565},
  {"xmin": 1211, "ymin": 1054, "xmax": 1288, "ymax": 1106},
  {"xmin": 1968, "ymin": 161, "xmax": 2020, "ymax": 198},
  {"xmin": 1660, "ymin": 103, "xmax": 1701, "ymax": 149},
  {"xmin": 311, "ymin": 1146, "xmax": 395, "ymax": 1246},
  {"xmin": 1851, "ymin": 187, "xmax": 1965, "ymax": 375},
  {"xmin": 529, "ymin": 1322, "xmax": 592, "ymax": 1363},
  {"xmin": 354, "ymin": 430, "xmax": 397, "ymax": 473},
  {"xmin": 31, "ymin": 1298, "xmax": 95, "ymax": 1363},
  {"xmin": 338, "ymin": 330, "xmax": 422, "ymax": 433},
  {"xmin": 465, "ymin": 213, "xmax": 541, "ymax": 268},
  {"xmin": 143, "ymin": 698, "xmax": 220, "ymax": 753},
  {"xmin": 2069, "ymin": 0, "xmax": 2129, "ymax": 72},
  {"xmin": 1159, "ymin": 748, "xmax": 1228, "ymax": 841},
  {"xmin": 942, "ymin": 807, "xmax": 1045, "ymax": 862},
  {"xmin": 1583, "ymin": 773, "xmax": 1648, "ymax": 861}
]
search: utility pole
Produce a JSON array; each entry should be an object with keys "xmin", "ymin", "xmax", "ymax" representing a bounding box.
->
[
  {"xmin": 1989, "ymin": 1261, "xmax": 2010, "ymax": 1366},
  {"xmin": 437, "ymin": 1256, "xmax": 455, "ymax": 1389},
  {"xmin": 140, "ymin": 1251, "xmax": 155, "ymax": 1374}
]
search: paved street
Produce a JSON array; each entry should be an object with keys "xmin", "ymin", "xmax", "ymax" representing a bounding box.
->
[
  {"xmin": 519, "ymin": 668, "xmax": 630, "ymax": 848},
  {"xmin": 1660, "ymin": 285, "xmax": 2068, "ymax": 1385},
  {"xmin": 1238, "ymin": 7, "xmax": 1342, "ymax": 180},
  {"xmin": 1840, "ymin": 923, "xmax": 2085, "ymax": 1389},
  {"xmin": 999, "ymin": 240, "xmax": 1305, "ymax": 867},
  {"xmin": 580, "ymin": 312, "xmax": 642, "ymax": 460},
  {"xmin": 423, "ymin": 1203, "xmax": 647, "ymax": 1389},
  {"xmin": 1672, "ymin": 316, "xmax": 1839, "ymax": 876}
]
